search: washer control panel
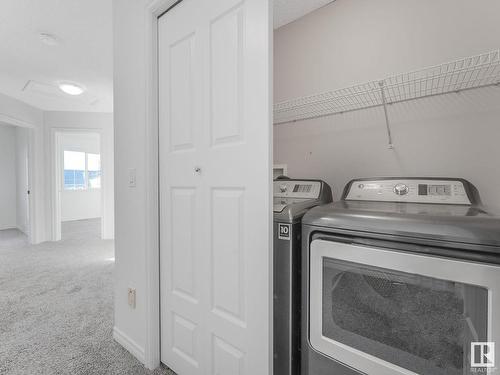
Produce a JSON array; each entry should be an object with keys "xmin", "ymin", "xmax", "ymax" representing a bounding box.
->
[
  {"xmin": 345, "ymin": 179, "xmax": 471, "ymax": 205},
  {"xmin": 273, "ymin": 180, "xmax": 322, "ymax": 199}
]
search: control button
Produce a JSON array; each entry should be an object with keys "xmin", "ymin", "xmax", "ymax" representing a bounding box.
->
[
  {"xmin": 279, "ymin": 184, "xmax": 287, "ymax": 193},
  {"xmin": 393, "ymin": 183, "xmax": 409, "ymax": 196},
  {"xmin": 418, "ymin": 184, "xmax": 428, "ymax": 196}
]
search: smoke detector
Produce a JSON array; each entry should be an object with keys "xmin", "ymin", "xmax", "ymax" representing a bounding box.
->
[{"xmin": 39, "ymin": 33, "xmax": 59, "ymax": 46}]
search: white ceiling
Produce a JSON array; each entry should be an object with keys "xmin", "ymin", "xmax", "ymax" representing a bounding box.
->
[
  {"xmin": 0, "ymin": 0, "xmax": 331, "ymax": 113},
  {"xmin": 0, "ymin": 0, "xmax": 113, "ymax": 112},
  {"xmin": 274, "ymin": 0, "xmax": 335, "ymax": 29}
]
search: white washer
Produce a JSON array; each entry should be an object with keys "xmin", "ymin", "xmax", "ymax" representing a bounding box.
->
[{"xmin": 273, "ymin": 178, "xmax": 332, "ymax": 375}]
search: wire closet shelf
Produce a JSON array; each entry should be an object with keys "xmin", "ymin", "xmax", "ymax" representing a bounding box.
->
[{"xmin": 273, "ymin": 49, "xmax": 500, "ymax": 125}]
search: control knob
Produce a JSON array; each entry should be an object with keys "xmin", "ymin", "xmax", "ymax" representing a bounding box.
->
[
  {"xmin": 393, "ymin": 183, "xmax": 409, "ymax": 196},
  {"xmin": 279, "ymin": 184, "xmax": 287, "ymax": 193}
]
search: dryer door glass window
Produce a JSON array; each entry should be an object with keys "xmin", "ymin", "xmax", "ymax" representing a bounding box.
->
[{"xmin": 322, "ymin": 258, "xmax": 488, "ymax": 375}]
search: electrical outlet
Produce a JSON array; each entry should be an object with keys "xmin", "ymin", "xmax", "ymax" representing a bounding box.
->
[{"xmin": 128, "ymin": 288, "xmax": 136, "ymax": 308}]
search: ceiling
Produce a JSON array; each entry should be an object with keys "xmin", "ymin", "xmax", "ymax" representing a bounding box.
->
[
  {"xmin": 274, "ymin": 0, "xmax": 335, "ymax": 29},
  {"xmin": 0, "ymin": 0, "xmax": 113, "ymax": 112},
  {"xmin": 0, "ymin": 0, "xmax": 332, "ymax": 113}
]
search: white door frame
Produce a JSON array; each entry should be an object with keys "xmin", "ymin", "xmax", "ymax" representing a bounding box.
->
[
  {"xmin": 142, "ymin": 0, "xmax": 177, "ymax": 368},
  {"xmin": 0, "ymin": 114, "xmax": 36, "ymax": 244},
  {"xmin": 143, "ymin": 0, "xmax": 273, "ymax": 370},
  {"xmin": 51, "ymin": 128, "xmax": 104, "ymax": 241}
]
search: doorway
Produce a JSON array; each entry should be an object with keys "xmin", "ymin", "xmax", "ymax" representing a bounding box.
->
[
  {"xmin": 0, "ymin": 121, "xmax": 35, "ymax": 244},
  {"xmin": 53, "ymin": 130, "xmax": 104, "ymax": 241}
]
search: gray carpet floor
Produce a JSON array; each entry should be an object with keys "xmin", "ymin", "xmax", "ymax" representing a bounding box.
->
[{"xmin": 0, "ymin": 219, "xmax": 175, "ymax": 375}]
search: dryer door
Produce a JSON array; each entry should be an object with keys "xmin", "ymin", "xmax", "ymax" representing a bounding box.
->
[{"xmin": 309, "ymin": 239, "xmax": 500, "ymax": 375}]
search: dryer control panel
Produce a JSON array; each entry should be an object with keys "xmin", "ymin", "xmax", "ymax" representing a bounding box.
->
[
  {"xmin": 273, "ymin": 180, "xmax": 323, "ymax": 199},
  {"xmin": 345, "ymin": 179, "xmax": 472, "ymax": 205}
]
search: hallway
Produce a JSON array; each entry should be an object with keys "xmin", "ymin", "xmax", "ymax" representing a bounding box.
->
[{"xmin": 0, "ymin": 220, "xmax": 173, "ymax": 375}]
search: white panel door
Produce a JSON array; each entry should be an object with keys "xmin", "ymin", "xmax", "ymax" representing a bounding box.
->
[{"xmin": 158, "ymin": 0, "xmax": 271, "ymax": 374}]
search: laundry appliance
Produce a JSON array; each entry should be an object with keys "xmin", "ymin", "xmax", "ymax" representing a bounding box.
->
[
  {"xmin": 301, "ymin": 177, "xmax": 500, "ymax": 375},
  {"xmin": 273, "ymin": 177, "xmax": 332, "ymax": 375}
]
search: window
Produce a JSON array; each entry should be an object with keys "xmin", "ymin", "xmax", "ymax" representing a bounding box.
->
[
  {"xmin": 63, "ymin": 151, "xmax": 101, "ymax": 190},
  {"xmin": 87, "ymin": 153, "xmax": 101, "ymax": 188},
  {"xmin": 64, "ymin": 151, "xmax": 86, "ymax": 190}
]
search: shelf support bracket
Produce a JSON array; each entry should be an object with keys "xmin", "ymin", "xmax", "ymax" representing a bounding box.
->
[{"xmin": 379, "ymin": 81, "xmax": 394, "ymax": 149}]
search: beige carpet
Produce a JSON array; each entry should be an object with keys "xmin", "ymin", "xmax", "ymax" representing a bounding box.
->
[{"xmin": 0, "ymin": 219, "xmax": 174, "ymax": 375}]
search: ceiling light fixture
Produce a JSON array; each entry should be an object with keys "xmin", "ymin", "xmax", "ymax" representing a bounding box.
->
[
  {"xmin": 39, "ymin": 32, "xmax": 59, "ymax": 46},
  {"xmin": 58, "ymin": 82, "xmax": 85, "ymax": 96}
]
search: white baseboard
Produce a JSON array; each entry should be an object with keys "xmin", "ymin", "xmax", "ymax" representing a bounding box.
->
[
  {"xmin": 16, "ymin": 225, "xmax": 28, "ymax": 235},
  {"xmin": 113, "ymin": 326, "xmax": 145, "ymax": 364},
  {"xmin": 61, "ymin": 216, "xmax": 101, "ymax": 222},
  {"xmin": 0, "ymin": 225, "xmax": 16, "ymax": 231}
]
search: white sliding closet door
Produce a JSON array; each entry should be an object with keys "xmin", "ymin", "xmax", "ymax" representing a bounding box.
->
[{"xmin": 158, "ymin": 0, "xmax": 271, "ymax": 374}]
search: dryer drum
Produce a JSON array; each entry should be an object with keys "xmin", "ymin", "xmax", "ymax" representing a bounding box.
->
[{"xmin": 322, "ymin": 259, "xmax": 488, "ymax": 375}]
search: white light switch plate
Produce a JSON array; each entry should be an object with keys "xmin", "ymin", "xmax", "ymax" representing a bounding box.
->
[{"xmin": 128, "ymin": 288, "xmax": 136, "ymax": 308}]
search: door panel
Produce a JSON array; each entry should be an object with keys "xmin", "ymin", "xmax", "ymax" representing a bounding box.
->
[
  {"xmin": 159, "ymin": 0, "xmax": 271, "ymax": 374},
  {"xmin": 212, "ymin": 335, "xmax": 244, "ymax": 375},
  {"xmin": 211, "ymin": 188, "xmax": 245, "ymax": 326},
  {"xmin": 169, "ymin": 34, "xmax": 196, "ymax": 152},
  {"xmin": 171, "ymin": 187, "xmax": 197, "ymax": 303},
  {"xmin": 172, "ymin": 313, "xmax": 199, "ymax": 367},
  {"xmin": 209, "ymin": 4, "xmax": 244, "ymax": 146}
]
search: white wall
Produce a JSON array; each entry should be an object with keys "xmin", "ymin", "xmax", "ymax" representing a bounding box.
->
[
  {"xmin": 60, "ymin": 132, "xmax": 102, "ymax": 222},
  {"xmin": 274, "ymin": 0, "xmax": 500, "ymax": 210},
  {"xmin": 44, "ymin": 111, "xmax": 114, "ymax": 239},
  {"xmin": 113, "ymin": 0, "xmax": 151, "ymax": 363},
  {"xmin": 0, "ymin": 92, "xmax": 44, "ymax": 128},
  {"xmin": 61, "ymin": 190, "xmax": 101, "ymax": 221},
  {"xmin": 0, "ymin": 123, "xmax": 17, "ymax": 230},
  {"xmin": 16, "ymin": 126, "xmax": 30, "ymax": 234}
]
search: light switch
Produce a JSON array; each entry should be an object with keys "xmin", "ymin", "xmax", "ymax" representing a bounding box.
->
[
  {"xmin": 128, "ymin": 168, "xmax": 136, "ymax": 188},
  {"xmin": 128, "ymin": 288, "xmax": 136, "ymax": 308}
]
